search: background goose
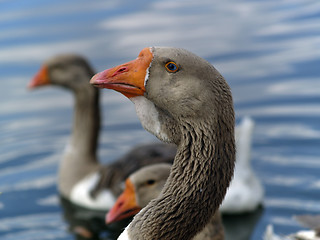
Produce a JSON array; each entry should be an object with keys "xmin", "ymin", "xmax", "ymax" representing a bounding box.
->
[
  {"xmin": 264, "ymin": 215, "xmax": 320, "ymax": 240},
  {"xmin": 29, "ymin": 54, "xmax": 175, "ymax": 210},
  {"xmin": 220, "ymin": 116, "xmax": 264, "ymax": 214},
  {"xmin": 106, "ymin": 163, "xmax": 225, "ymax": 240},
  {"xmin": 91, "ymin": 47, "xmax": 236, "ymax": 240}
]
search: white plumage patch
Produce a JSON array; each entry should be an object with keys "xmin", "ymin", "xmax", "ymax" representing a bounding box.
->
[
  {"xmin": 117, "ymin": 226, "xmax": 131, "ymax": 240},
  {"xmin": 70, "ymin": 172, "xmax": 116, "ymax": 210},
  {"xmin": 294, "ymin": 230, "xmax": 320, "ymax": 240},
  {"xmin": 143, "ymin": 47, "xmax": 153, "ymax": 86},
  {"xmin": 144, "ymin": 62, "xmax": 151, "ymax": 86}
]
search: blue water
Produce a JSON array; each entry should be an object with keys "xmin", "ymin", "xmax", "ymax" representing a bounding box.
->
[{"xmin": 1, "ymin": 0, "xmax": 320, "ymax": 239}]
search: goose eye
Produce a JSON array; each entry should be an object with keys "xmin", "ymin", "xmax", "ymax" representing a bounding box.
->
[
  {"xmin": 165, "ymin": 62, "xmax": 178, "ymax": 73},
  {"xmin": 146, "ymin": 179, "xmax": 155, "ymax": 185}
]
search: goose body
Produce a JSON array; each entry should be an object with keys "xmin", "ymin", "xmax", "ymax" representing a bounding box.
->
[
  {"xmin": 106, "ymin": 163, "xmax": 225, "ymax": 240},
  {"xmin": 91, "ymin": 47, "xmax": 236, "ymax": 239},
  {"xmin": 29, "ymin": 54, "xmax": 175, "ymax": 210}
]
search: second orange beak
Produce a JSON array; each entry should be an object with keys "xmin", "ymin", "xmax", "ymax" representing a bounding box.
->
[
  {"xmin": 28, "ymin": 65, "xmax": 50, "ymax": 89},
  {"xmin": 106, "ymin": 179, "xmax": 141, "ymax": 224}
]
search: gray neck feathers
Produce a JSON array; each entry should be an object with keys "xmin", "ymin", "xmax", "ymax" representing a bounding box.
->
[
  {"xmin": 128, "ymin": 114, "xmax": 235, "ymax": 239},
  {"xmin": 71, "ymin": 86, "xmax": 100, "ymax": 157},
  {"xmin": 58, "ymin": 83, "xmax": 100, "ymax": 197}
]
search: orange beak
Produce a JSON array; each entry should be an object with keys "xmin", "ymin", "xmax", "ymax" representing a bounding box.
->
[
  {"xmin": 28, "ymin": 65, "xmax": 50, "ymax": 89},
  {"xmin": 90, "ymin": 47, "xmax": 153, "ymax": 98},
  {"xmin": 106, "ymin": 179, "xmax": 141, "ymax": 224}
]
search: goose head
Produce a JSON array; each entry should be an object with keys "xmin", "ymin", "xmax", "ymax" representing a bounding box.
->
[
  {"xmin": 29, "ymin": 54, "xmax": 95, "ymax": 91},
  {"xmin": 106, "ymin": 163, "xmax": 171, "ymax": 224},
  {"xmin": 91, "ymin": 47, "xmax": 233, "ymax": 145}
]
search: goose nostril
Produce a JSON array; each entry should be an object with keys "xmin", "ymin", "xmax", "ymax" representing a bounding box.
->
[
  {"xmin": 112, "ymin": 67, "xmax": 128, "ymax": 77},
  {"xmin": 118, "ymin": 67, "xmax": 127, "ymax": 72}
]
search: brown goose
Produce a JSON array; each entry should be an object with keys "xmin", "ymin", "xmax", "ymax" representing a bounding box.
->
[
  {"xmin": 90, "ymin": 47, "xmax": 235, "ymax": 239},
  {"xmin": 106, "ymin": 163, "xmax": 224, "ymax": 240},
  {"xmin": 29, "ymin": 54, "xmax": 175, "ymax": 210}
]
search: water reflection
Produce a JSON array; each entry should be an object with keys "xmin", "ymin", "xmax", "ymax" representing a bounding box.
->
[
  {"xmin": 223, "ymin": 207, "xmax": 264, "ymax": 240},
  {"xmin": 0, "ymin": 212, "xmax": 69, "ymax": 240},
  {"xmin": 60, "ymin": 197, "xmax": 107, "ymax": 240},
  {"xmin": 60, "ymin": 197, "xmax": 264, "ymax": 240},
  {"xmin": 1, "ymin": 0, "xmax": 319, "ymax": 80},
  {"xmin": 37, "ymin": 194, "xmax": 60, "ymax": 206},
  {"xmin": 268, "ymin": 78, "xmax": 320, "ymax": 96}
]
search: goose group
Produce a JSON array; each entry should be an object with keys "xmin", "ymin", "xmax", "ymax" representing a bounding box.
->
[
  {"xmin": 29, "ymin": 54, "xmax": 175, "ymax": 210},
  {"xmin": 30, "ymin": 54, "xmax": 263, "ymax": 215},
  {"xmin": 91, "ymin": 46, "xmax": 236, "ymax": 239}
]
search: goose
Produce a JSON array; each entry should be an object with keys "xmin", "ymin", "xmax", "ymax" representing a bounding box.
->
[
  {"xmin": 106, "ymin": 163, "xmax": 225, "ymax": 240},
  {"xmin": 29, "ymin": 54, "xmax": 175, "ymax": 210},
  {"xmin": 90, "ymin": 47, "xmax": 236, "ymax": 239},
  {"xmin": 264, "ymin": 215, "xmax": 320, "ymax": 240}
]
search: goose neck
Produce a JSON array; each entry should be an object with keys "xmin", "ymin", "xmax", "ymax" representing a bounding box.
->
[
  {"xmin": 69, "ymin": 86, "xmax": 100, "ymax": 161},
  {"xmin": 128, "ymin": 118, "xmax": 235, "ymax": 240}
]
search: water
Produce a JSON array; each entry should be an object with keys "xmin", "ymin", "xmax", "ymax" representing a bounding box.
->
[{"xmin": 1, "ymin": 0, "xmax": 320, "ymax": 239}]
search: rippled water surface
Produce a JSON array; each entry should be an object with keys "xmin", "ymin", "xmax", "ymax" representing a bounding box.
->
[{"xmin": 1, "ymin": 0, "xmax": 320, "ymax": 239}]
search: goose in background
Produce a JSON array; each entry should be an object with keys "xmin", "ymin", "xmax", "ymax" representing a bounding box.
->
[
  {"xmin": 91, "ymin": 47, "xmax": 236, "ymax": 240},
  {"xmin": 220, "ymin": 116, "xmax": 264, "ymax": 214},
  {"xmin": 106, "ymin": 163, "xmax": 225, "ymax": 240},
  {"xmin": 29, "ymin": 54, "xmax": 175, "ymax": 210},
  {"xmin": 264, "ymin": 215, "xmax": 320, "ymax": 240}
]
